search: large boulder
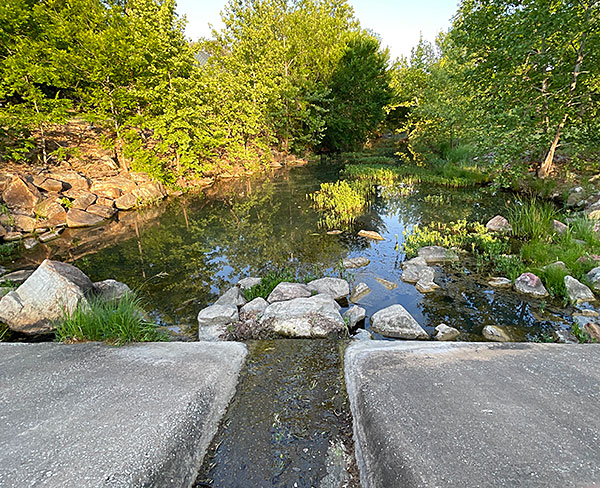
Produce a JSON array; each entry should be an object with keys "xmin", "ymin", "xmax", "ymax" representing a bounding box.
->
[
  {"xmin": 0, "ymin": 260, "xmax": 93, "ymax": 334},
  {"xmin": 564, "ymin": 276, "xmax": 595, "ymax": 303},
  {"xmin": 197, "ymin": 304, "xmax": 238, "ymax": 341},
  {"xmin": 267, "ymin": 282, "xmax": 311, "ymax": 303},
  {"xmin": 215, "ymin": 286, "xmax": 247, "ymax": 307},
  {"xmin": 2, "ymin": 176, "xmax": 41, "ymax": 212},
  {"xmin": 370, "ymin": 305, "xmax": 428, "ymax": 340},
  {"xmin": 486, "ymin": 215, "xmax": 512, "ymax": 232},
  {"xmin": 306, "ymin": 277, "xmax": 349, "ymax": 301},
  {"xmin": 417, "ymin": 246, "xmax": 458, "ymax": 265},
  {"xmin": 240, "ymin": 297, "xmax": 268, "ymax": 318},
  {"xmin": 514, "ymin": 272, "xmax": 548, "ymax": 298},
  {"xmin": 93, "ymin": 279, "xmax": 131, "ymax": 301},
  {"xmin": 260, "ymin": 294, "xmax": 345, "ymax": 338},
  {"xmin": 586, "ymin": 267, "xmax": 600, "ymax": 292}
]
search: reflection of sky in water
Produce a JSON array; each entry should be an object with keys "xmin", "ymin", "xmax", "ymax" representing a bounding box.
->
[{"xmin": 34, "ymin": 163, "xmax": 570, "ymax": 340}]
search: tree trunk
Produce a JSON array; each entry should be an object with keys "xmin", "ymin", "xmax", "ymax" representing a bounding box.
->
[{"xmin": 538, "ymin": 113, "xmax": 567, "ymax": 178}]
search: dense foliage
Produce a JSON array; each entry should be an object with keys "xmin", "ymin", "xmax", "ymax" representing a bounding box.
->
[{"xmin": 0, "ymin": 0, "xmax": 393, "ymax": 181}]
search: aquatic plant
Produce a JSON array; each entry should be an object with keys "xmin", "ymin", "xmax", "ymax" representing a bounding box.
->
[
  {"xmin": 508, "ymin": 198, "xmax": 558, "ymax": 241},
  {"xmin": 308, "ymin": 180, "xmax": 368, "ymax": 228},
  {"xmin": 55, "ymin": 293, "xmax": 166, "ymax": 345}
]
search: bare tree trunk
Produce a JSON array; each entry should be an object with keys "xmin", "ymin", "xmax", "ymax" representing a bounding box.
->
[{"xmin": 538, "ymin": 112, "xmax": 567, "ymax": 178}]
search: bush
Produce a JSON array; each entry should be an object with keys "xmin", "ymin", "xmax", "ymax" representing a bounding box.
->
[{"xmin": 55, "ymin": 293, "xmax": 166, "ymax": 345}]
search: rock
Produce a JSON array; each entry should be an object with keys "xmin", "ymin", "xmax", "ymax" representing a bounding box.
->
[
  {"xmin": 588, "ymin": 209, "xmax": 600, "ymax": 220},
  {"xmin": 578, "ymin": 255, "xmax": 600, "ymax": 265},
  {"xmin": 514, "ymin": 272, "xmax": 548, "ymax": 298},
  {"xmin": 486, "ymin": 215, "xmax": 512, "ymax": 232},
  {"xmin": 552, "ymin": 219, "xmax": 568, "ymax": 234},
  {"xmin": 0, "ymin": 260, "xmax": 94, "ymax": 334},
  {"xmin": 0, "ymin": 225, "xmax": 5, "ymax": 239},
  {"xmin": 358, "ymin": 230, "xmax": 384, "ymax": 241},
  {"xmin": 566, "ymin": 187, "xmax": 585, "ymax": 207},
  {"xmin": 415, "ymin": 279, "xmax": 440, "ymax": 293},
  {"xmin": 91, "ymin": 177, "xmax": 136, "ymax": 199},
  {"xmin": 39, "ymin": 229, "xmax": 63, "ymax": 243},
  {"xmin": 0, "ymin": 269, "xmax": 33, "ymax": 285},
  {"xmin": 35, "ymin": 177, "xmax": 64, "ymax": 193},
  {"xmin": 370, "ymin": 305, "xmax": 428, "ymax": 340},
  {"xmin": 85, "ymin": 204, "xmax": 117, "ymax": 219},
  {"xmin": 327, "ymin": 230, "xmax": 342, "ymax": 235},
  {"xmin": 237, "ymin": 277, "xmax": 261, "ymax": 290},
  {"xmin": 133, "ymin": 182, "xmax": 167, "ymax": 203},
  {"xmin": 352, "ymin": 329, "xmax": 373, "ymax": 341},
  {"xmin": 197, "ymin": 304, "xmax": 239, "ymax": 341},
  {"xmin": 115, "ymin": 193, "xmax": 138, "ymax": 210},
  {"xmin": 343, "ymin": 305, "xmax": 366, "ymax": 329},
  {"xmin": 240, "ymin": 297, "xmax": 268, "ymax": 317},
  {"xmin": 564, "ymin": 275, "xmax": 595, "ymax": 303},
  {"xmin": 402, "ymin": 262, "xmax": 435, "ymax": 284},
  {"xmin": 488, "ymin": 277, "xmax": 512, "ymax": 288},
  {"xmin": 4, "ymin": 232, "xmax": 23, "ymax": 242},
  {"xmin": 96, "ymin": 197, "xmax": 115, "ymax": 208},
  {"xmin": 2, "ymin": 176, "xmax": 41, "ymax": 211},
  {"xmin": 586, "ymin": 267, "xmax": 600, "ymax": 292},
  {"xmin": 215, "ymin": 286, "xmax": 247, "ymax": 307},
  {"xmin": 350, "ymin": 282, "xmax": 371, "ymax": 302},
  {"xmin": 34, "ymin": 199, "xmax": 64, "ymax": 219},
  {"xmin": 13, "ymin": 215, "xmax": 36, "ymax": 232},
  {"xmin": 542, "ymin": 261, "xmax": 568, "ymax": 272},
  {"xmin": 417, "ymin": 245, "xmax": 458, "ymax": 264},
  {"xmin": 374, "ymin": 277, "xmax": 397, "ymax": 290},
  {"xmin": 403, "ymin": 256, "xmax": 428, "ymax": 267},
  {"xmin": 22, "ymin": 238, "xmax": 38, "ymax": 250},
  {"xmin": 553, "ymin": 329, "xmax": 578, "ymax": 344},
  {"xmin": 45, "ymin": 207, "xmax": 67, "ymax": 227},
  {"xmin": 583, "ymin": 322, "xmax": 600, "ymax": 342},
  {"xmin": 93, "ymin": 279, "xmax": 131, "ymax": 301},
  {"xmin": 342, "ymin": 257, "xmax": 370, "ymax": 269},
  {"xmin": 66, "ymin": 209, "xmax": 105, "ymax": 228},
  {"xmin": 267, "ymin": 282, "xmax": 311, "ymax": 303},
  {"xmin": 50, "ymin": 171, "xmax": 90, "ymax": 191},
  {"xmin": 71, "ymin": 193, "xmax": 97, "ymax": 210},
  {"xmin": 306, "ymin": 277, "xmax": 350, "ymax": 301},
  {"xmin": 482, "ymin": 325, "xmax": 511, "ymax": 342},
  {"xmin": 434, "ymin": 323, "xmax": 460, "ymax": 341},
  {"xmin": 260, "ymin": 294, "xmax": 345, "ymax": 338}
]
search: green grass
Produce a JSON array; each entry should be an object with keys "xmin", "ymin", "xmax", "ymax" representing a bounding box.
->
[
  {"xmin": 307, "ymin": 180, "xmax": 368, "ymax": 229},
  {"xmin": 55, "ymin": 293, "xmax": 167, "ymax": 345},
  {"xmin": 508, "ymin": 198, "xmax": 558, "ymax": 240},
  {"xmin": 0, "ymin": 325, "xmax": 9, "ymax": 342},
  {"xmin": 243, "ymin": 269, "xmax": 297, "ymax": 301}
]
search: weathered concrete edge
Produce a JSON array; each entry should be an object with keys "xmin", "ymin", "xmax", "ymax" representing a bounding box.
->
[
  {"xmin": 344, "ymin": 341, "xmax": 541, "ymax": 488},
  {"xmin": 156, "ymin": 341, "xmax": 248, "ymax": 488}
]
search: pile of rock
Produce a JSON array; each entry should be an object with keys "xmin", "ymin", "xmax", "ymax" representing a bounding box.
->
[
  {"xmin": 566, "ymin": 186, "xmax": 600, "ymax": 220},
  {"xmin": 197, "ymin": 277, "xmax": 367, "ymax": 340},
  {"xmin": 401, "ymin": 246, "xmax": 458, "ymax": 293},
  {"xmin": 0, "ymin": 260, "xmax": 130, "ymax": 335},
  {"xmin": 0, "ymin": 171, "xmax": 168, "ymax": 247}
]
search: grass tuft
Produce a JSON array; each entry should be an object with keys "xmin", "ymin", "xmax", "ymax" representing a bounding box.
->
[{"xmin": 243, "ymin": 269, "xmax": 297, "ymax": 301}]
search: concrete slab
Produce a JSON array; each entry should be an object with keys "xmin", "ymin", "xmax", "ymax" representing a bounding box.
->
[
  {"xmin": 345, "ymin": 342, "xmax": 600, "ymax": 488},
  {"xmin": 0, "ymin": 342, "xmax": 247, "ymax": 487}
]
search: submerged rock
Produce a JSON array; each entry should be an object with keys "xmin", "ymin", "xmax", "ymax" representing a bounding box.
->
[
  {"xmin": 350, "ymin": 282, "xmax": 371, "ymax": 302},
  {"xmin": 215, "ymin": 286, "xmax": 247, "ymax": 307},
  {"xmin": 482, "ymin": 325, "xmax": 511, "ymax": 342},
  {"xmin": 370, "ymin": 305, "xmax": 428, "ymax": 340},
  {"xmin": 267, "ymin": 282, "xmax": 311, "ymax": 303},
  {"xmin": 488, "ymin": 277, "xmax": 512, "ymax": 288},
  {"xmin": 357, "ymin": 230, "xmax": 384, "ymax": 241},
  {"xmin": 564, "ymin": 276, "xmax": 595, "ymax": 303},
  {"xmin": 417, "ymin": 246, "xmax": 458, "ymax": 265},
  {"xmin": 486, "ymin": 215, "xmax": 512, "ymax": 233},
  {"xmin": 374, "ymin": 277, "xmax": 397, "ymax": 290},
  {"xmin": 343, "ymin": 305, "xmax": 366, "ymax": 329},
  {"xmin": 433, "ymin": 323, "xmax": 460, "ymax": 341},
  {"xmin": 514, "ymin": 273, "xmax": 548, "ymax": 298},
  {"xmin": 342, "ymin": 257, "xmax": 370, "ymax": 269},
  {"xmin": 306, "ymin": 277, "xmax": 349, "ymax": 301},
  {"xmin": 260, "ymin": 294, "xmax": 345, "ymax": 338},
  {"xmin": 0, "ymin": 260, "xmax": 93, "ymax": 334}
]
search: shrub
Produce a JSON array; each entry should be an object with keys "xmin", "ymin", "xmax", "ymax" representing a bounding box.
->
[{"xmin": 55, "ymin": 293, "xmax": 166, "ymax": 345}]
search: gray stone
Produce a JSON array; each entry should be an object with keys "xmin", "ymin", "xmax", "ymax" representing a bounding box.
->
[
  {"xmin": 267, "ymin": 282, "xmax": 311, "ymax": 303},
  {"xmin": 403, "ymin": 256, "xmax": 428, "ymax": 267},
  {"xmin": 0, "ymin": 269, "xmax": 33, "ymax": 285},
  {"xmin": 344, "ymin": 305, "xmax": 366, "ymax": 329},
  {"xmin": 483, "ymin": 325, "xmax": 512, "ymax": 342},
  {"xmin": 488, "ymin": 277, "xmax": 512, "ymax": 288},
  {"xmin": 345, "ymin": 341, "xmax": 600, "ymax": 488},
  {"xmin": 0, "ymin": 260, "xmax": 93, "ymax": 334},
  {"xmin": 564, "ymin": 275, "xmax": 595, "ymax": 303},
  {"xmin": 415, "ymin": 279, "xmax": 440, "ymax": 293},
  {"xmin": 0, "ymin": 342, "xmax": 246, "ymax": 488},
  {"xmin": 306, "ymin": 277, "xmax": 350, "ymax": 301},
  {"xmin": 514, "ymin": 272, "xmax": 548, "ymax": 298},
  {"xmin": 586, "ymin": 266, "xmax": 600, "ymax": 292},
  {"xmin": 417, "ymin": 245, "xmax": 458, "ymax": 264},
  {"xmin": 542, "ymin": 261, "xmax": 568, "ymax": 272},
  {"xmin": 342, "ymin": 257, "xmax": 370, "ymax": 269},
  {"xmin": 566, "ymin": 186, "xmax": 585, "ymax": 207},
  {"xmin": 260, "ymin": 294, "xmax": 345, "ymax": 338},
  {"xmin": 352, "ymin": 329, "xmax": 373, "ymax": 341},
  {"xmin": 486, "ymin": 215, "xmax": 512, "ymax": 232},
  {"xmin": 197, "ymin": 304, "xmax": 239, "ymax": 341},
  {"xmin": 240, "ymin": 297, "xmax": 268, "ymax": 317},
  {"xmin": 93, "ymin": 279, "xmax": 131, "ymax": 301},
  {"xmin": 215, "ymin": 286, "xmax": 247, "ymax": 307},
  {"xmin": 552, "ymin": 219, "xmax": 568, "ymax": 234},
  {"xmin": 370, "ymin": 305, "xmax": 428, "ymax": 339},
  {"xmin": 434, "ymin": 323, "xmax": 460, "ymax": 341},
  {"xmin": 401, "ymin": 262, "xmax": 434, "ymax": 284},
  {"xmin": 350, "ymin": 282, "xmax": 371, "ymax": 302},
  {"xmin": 39, "ymin": 229, "xmax": 63, "ymax": 243},
  {"xmin": 22, "ymin": 237, "xmax": 38, "ymax": 250},
  {"xmin": 237, "ymin": 276, "xmax": 261, "ymax": 290},
  {"xmin": 66, "ymin": 209, "xmax": 105, "ymax": 228},
  {"xmin": 553, "ymin": 329, "xmax": 578, "ymax": 344}
]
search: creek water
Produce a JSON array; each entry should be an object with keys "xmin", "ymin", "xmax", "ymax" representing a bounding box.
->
[{"xmin": 10, "ymin": 159, "xmax": 570, "ymax": 341}]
